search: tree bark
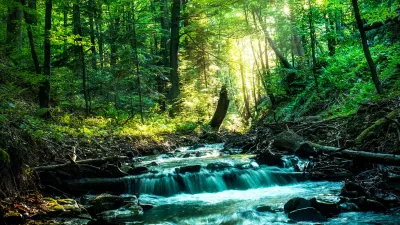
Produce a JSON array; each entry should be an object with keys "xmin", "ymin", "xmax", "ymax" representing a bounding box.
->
[
  {"xmin": 169, "ymin": 0, "xmax": 181, "ymax": 109},
  {"xmin": 73, "ymin": 1, "xmax": 89, "ymax": 115},
  {"xmin": 355, "ymin": 108, "xmax": 400, "ymax": 145},
  {"xmin": 39, "ymin": 0, "xmax": 52, "ymax": 118},
  {"xmin": 22, "ymin": 0, "xmax": 40, "ymax": 75},
  {"xmin": 309, "ymin": 0, "xmax": 319, "ymax": 92},
  {"xmin": 351, "ymin": 0, "xmax": 384, "ymax": 95},
  {"xmin": 309, "ymin": 142, "xmax": 400, "ymax": 166},
  {"xmin": 130, "ymin": 7, "xmax": 144, "ymax": 124},
  {"xmin": 210, "ymin": 85, "xmax": 230, "ymax": 129},
  {"xmin": 6, "ymin": 0, "xmax": 22, "ymax": 56}
]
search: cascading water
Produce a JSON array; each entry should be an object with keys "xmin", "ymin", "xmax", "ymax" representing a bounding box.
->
[
  {"xmin": 125, "ymin": 166, "xmax": 295, "ymax": 196},
  {"xmin": 97, "ymin": 143, "xmax": 400, "ymax": 225}
]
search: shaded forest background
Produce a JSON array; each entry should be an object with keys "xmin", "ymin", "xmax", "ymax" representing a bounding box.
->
[{"xmin": 0, "ymin": 0, "xmax": 400, "ymax": 195}]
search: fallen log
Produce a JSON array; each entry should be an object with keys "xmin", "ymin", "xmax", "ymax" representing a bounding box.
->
[
  {"xmin": 355, "ymin": 108, "xmax": 400, "ymax": 145},
  {"xmin": 34, "ymin": 156, "xmax": 129, "ymax": 171},
  {"xmin": 309, "ymin": 142, "xmax": 400, "ymax": 166}
]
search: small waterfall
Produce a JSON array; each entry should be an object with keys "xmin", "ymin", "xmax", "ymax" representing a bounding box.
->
[{"xmin": 125, "ymin": 167, "xmax": 296, "ymax": 196}]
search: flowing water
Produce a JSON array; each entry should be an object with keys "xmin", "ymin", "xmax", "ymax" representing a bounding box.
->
[{"xmin": 108, "ymin": 144, "xmax": 399, "ymax": 224}]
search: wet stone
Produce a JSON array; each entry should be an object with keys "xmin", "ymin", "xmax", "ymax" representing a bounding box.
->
[
  {"xmin": 288, "ymin": 207, "xmax": 327, "ymax": 222},
  {"xmin": 128, "ymin": 166, "xmax": 149, "ymax": 175},
  {"xmin": 175, "ymin": 165, "xmax": 201, "ymax": 174},
  {"xmin": 284, "ymin": 197, "xmax": 312, "ymax": 213}
]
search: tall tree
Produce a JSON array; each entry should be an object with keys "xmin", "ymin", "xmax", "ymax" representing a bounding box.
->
[
  {"xmin": 308, "ymin": 0, "xmax": 319, "ymax": 92},
  {"xmin": 169, "ymin": 0, "xmax": 181, "ymax": 110},
  {"xmin": 73, "ymin": 1, "xmax": 90, "ymax": 114},
  {"xmin": 39, "ymin": 0, "xmax": 52, "ymax": 118},
  {"xmin": 351, "ymin": 0, "xmax": 383, "ymax": 95},
  {"xmin": 5, "ymin": 0, "xmax": 22, "ymax": 56}
]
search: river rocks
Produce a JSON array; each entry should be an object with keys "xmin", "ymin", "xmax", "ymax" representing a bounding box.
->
[
  {"xmin": 255, "ymin": 150, "xmax": 284, "ymax": 167},
  {"xmin": 288, "ymin": 207, "xmax": 327, "ymax": 222},
  {"xmin": 89, "ymin": 194, "xmax": 125, "ymax": 215},
  {"xmin": 206, "ymin": 162, "xmax": 233, "ymax": 171},
  {"xmin": 97, "ymin": 203, "xmax": 143, "ymax": 221},
  {"xmin": 175, "ymin": 165, "xmax": 201, "ymax": 174},
  {"xmin": 339, "ymin": 202, "xmax": 360, "ymax": 212},
  {"xmin": 350, "ymin": 197, "xmax": 387, "ymax": 212},
  {"xmin": 273, "ymin": 131, "xmax": 315, "ymax": 158},
  {"xmin": 284, "ymin": 197, "xmax": 312, "ymax": 213},
  {"xmin": 139, "ymin": 203, "xmax": 154, "ymax": 211},
  {"xmin": 128, "ymin": 166, "xmax": 149, "ymax": 175},
  {"xmin": 120, "ymin": 194, "xmax": 138, "ymax": 205},
  {"xmin": 309, "ymin": 197, "xmax": 339, "ymax": 216},
  {"xmin": 255, "ymin": 205, "xmax": 277, "ymax": 213}
]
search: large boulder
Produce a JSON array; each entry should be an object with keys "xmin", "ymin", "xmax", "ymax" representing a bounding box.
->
[
  {"xmin": 273, "ymin": 131, "xmax": 316, "ymax": 158},
  {"xmin": 288, "ymin": 207, "xmax": 327, "ymax": 222},
  {"xmin": 310, "ymin": 196, "xmax": 340, "ymax": 216},
  {"xmin": 89, "ymin": 194, "xmax": 125, "ymax": 215},
  {"xmin": 284, "ymin": 197, "xmax": 312, "ymax": 213},
  {"xmin": 350, "ymin": 197, "xmax": 387, "ymax": 212}
]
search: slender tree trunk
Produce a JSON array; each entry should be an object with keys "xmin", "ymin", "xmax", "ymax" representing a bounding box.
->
[
  {"xmin": 130, "ymin": 8, "xmax": 144, "ymax": 124},
  {"xmin": 325, "ymin": 13, "xmax": 336, "ymax": 56},
  {"xmin": 169, "ymin": 0, "xmax": 181, "ymax": 110},
  {"xmin": 22, "ymin": 0, "xmax": 40, "ymax": 75},
  {"xmin": 73, "ymin": 2, "xmax": 89, "ymax": 115},
  {"xmin": 157, "ymin": 0, "xmax": 169, "ymax": 112},
  {"xmin": 309, "ymin": 0, "xmax": 319, "ymax": 93},
  {"xmin": 39, "ymin": 0, "xmax": 52, "ymax": 118},
  {"xmin": 95, "ymin": 5, "xmax": 104, "ymax": 70},
  {"xmin": 351, "ymin": 0, "xmax": 383, "ymax": 95},
  {"xmin": 88, "ymin": 0, "xmax": 97, "ymax": 70},
  {"xmin": 239, "ymin": 51, "xmax": 252, "ymax": 121},
  {"xmin": 63, "ymin": 3, "xmax": 68, "ymax": 54}
]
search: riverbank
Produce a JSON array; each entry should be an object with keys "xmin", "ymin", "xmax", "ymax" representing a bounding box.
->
[{"xmin": 1, "ymin": 98, "xmax": 400, "ymax": 224}]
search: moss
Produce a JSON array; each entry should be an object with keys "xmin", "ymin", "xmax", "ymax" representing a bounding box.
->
[{"xmin": 0, "ymin": 148, "xmax": 10, "ymax": 166}]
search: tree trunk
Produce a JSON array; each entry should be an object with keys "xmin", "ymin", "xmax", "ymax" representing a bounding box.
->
[
  {"xmin": 309, "ymin": 142, "xmax": 400, "ymax": 166},
  {"xmin": 309, "ymin": 0, "xmax": 319, "ymax": 93},
  {"xmin": 169, "ymin": 0, "xmax": 181, "ymax": 109},
  {"xmin": 130, "ymin": 8, "xmax": 144, "ymax": 124},
  {"xmin": 73, "ymin": 2, "xmax": 89, "ymax": 115},
  {"xmin": 39, "ymin": 0, "xmax": 52, "ymax": 118},
  {"xmin": 157, "ymin": 0, "xmax": 169, "ymax": 112},
  {"xmin": 6, "ymin": 0, "xmax": 22, "ymax": 56},
  {"xmin": 22, "ymin": 0, "xmax": 40, "ymax": 75},
  {"xmin": 239, "ymin": 55, "xmax": 252, "ymax": 121},
  {"xmin": 351, "ymin": 0, "xmax": 383, "ymax": 95},
  {"xmin": 355, "ymin": 108, "xmax": 400, "ymax": 145},
  {"xmin": 325, "ymin": 14, "xmax": 336, "ymax": 56},
  {"xmin": 210, "ymin": 85, "xmax": 230, "ymax": 130}
]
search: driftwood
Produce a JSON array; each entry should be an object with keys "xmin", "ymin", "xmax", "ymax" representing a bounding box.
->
[
  {"xmin": 355, "ymin": 108, "xmax": 400, "ymax": 145},
  {"xmin": 34, "ymin": 156, "xmax": 129, "ymax": 171},
  {"xmin": 309, "ymin": 142, "xmax": 400, "ymax": 166}
]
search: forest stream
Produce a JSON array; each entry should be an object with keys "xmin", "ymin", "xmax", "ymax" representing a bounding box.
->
[{"xmin": 73, "ymin": 143, "xmax": 399, "ymax": 225}]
